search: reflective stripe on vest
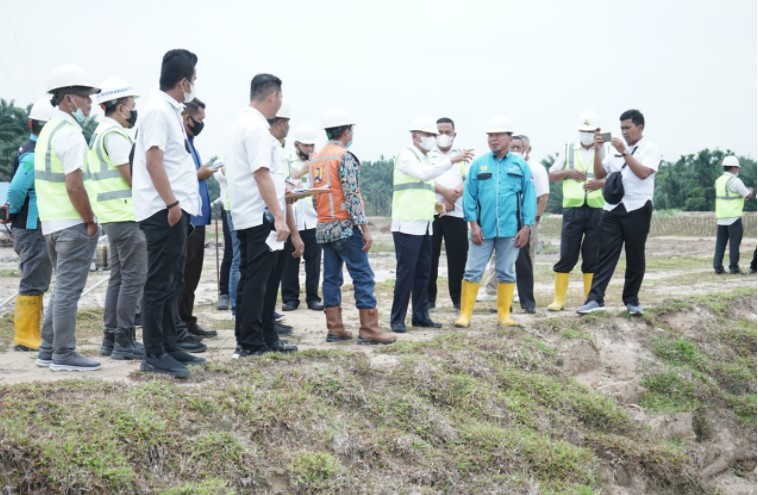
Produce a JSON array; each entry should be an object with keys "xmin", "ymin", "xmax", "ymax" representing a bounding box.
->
[
  {"xmin": 391, "ymin": 147, "xmax": 437, "ymax": 221},
  {"xmin": 85, "ymin": 121, "xmax": 134, "ymax": 223},
  {"xmin": 309, "ymin": 144, "xmax": 359, "ymax": 222},
  {"xmin": 34, "ymin": 117, "xmax": 81, "ymax": 222},
  {"xmin": 715, "ymin": 173, "xmax": 744, "ymax": 219},
  {"xmin": 561, "ymin": 143, "xmax": 606, "ymax": 209}
]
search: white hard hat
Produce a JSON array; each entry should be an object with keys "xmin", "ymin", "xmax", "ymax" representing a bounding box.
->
[
  {"xmin": 322, "ymin": 106, "xmax": 355, "ymax": 129},
  {"xmin": 97, "ymin": 77, "xmax": 140, "ymax": 105},
  {"xmin": 293, "ymin": 123, "xmax": 319, "ymax": 145},
  {"xmin": 486, "ymin": 115, "xmax": 514, "ymax": 134},
  {"xmin": 28, "ymin": 98, "xmax": 55, "ymax": 122},
  {"xmin": 276, "ymin": 100, "xmax": 291, "ymax": 119},
  {"xmin": 409, "ymin": 114, "xmax": 439, "ymax": 135},
  {"xmin": 722, "ymin": 155, "xmax": 741, "ymax": 168},
  {"xmin": 578, "ymin": 110, "xmax": 600, "ymax": 131},
  {"xmin": 46, "ymin": 64, "xmax": 100, "ymax": 94}
]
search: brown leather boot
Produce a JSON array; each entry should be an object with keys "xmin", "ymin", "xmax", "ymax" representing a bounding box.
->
[
  {"xmin": 358, "ymin": 308, "xmax": 396, "ymax": 345},
  {"xmin": 325, "ymin": 307, "xmax": 352, "ymax": 342}
]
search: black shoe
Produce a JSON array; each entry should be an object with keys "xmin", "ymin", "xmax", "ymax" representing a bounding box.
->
[
  {"xmin": 177, "ymin": 337, "xmax": 207, "ymax": 353},
  {"xmin": 269, "ymin": 340, "xmax": 298, "ymax": 353},
  {"xmin": 453, "ymin": 303, "xmax": 461, "ymax": 311},
  {"xmin": 282, "ymin": 301, "xmax": 299, "ymax": 312},
  {"xmin": 216, "ymin": 294, "xmax": 230, "ymax": 311},
  {"xmin": 99, "ymin": 332, "xmax": 115, "ymax": 356},
  {"xmin": 188, "ymin": 324, "xmax": 218, "ymax": 338},
  {"xmin": 275, "ymin": 322, "xmax": 293, "ymax": 336},
  {"xmin": 729, "ymin": 269, "xmax": 745, "ymax": 275},
  {"xmin": 177, "ymin": 326, "xmax": 204, "ymax": 343},
  {"xmin": 412, "ymin": 319, "xmax": 442, "ymax": 329},
  {"xmin": 169, "ymin": 349, "xmax": 206, "ymax": 366},
  {"xmin": 140, "ymin": 353, "xmax": 190, "ymax": 378},
  {"xmin": 13, "ymin": 344, "xmax": 37, "ymax": 352},
  {"xmin": 234, "ymin": 347, "xmax": 271, "ymax": 359},
  {"xmin": 750, "ymin": 268, "xmax": 757, "ymax": 274},
  {"xmin": 523, "ymin": 307, "xmax": 536, "ymax": 314},
  {"xmin": 391, "ymin": 322, "xmax": 407, "ymax": 333},
  {"xmin": 274, "ymin": 311, "xmax": 286, "ymax": 322},
  {"xmin": 307, "ymin": 301, "xmax": 324, "ymax": 311},
  {"xmin": 428, "ymin": 301, "xmax": 436, "ymax": 310}
]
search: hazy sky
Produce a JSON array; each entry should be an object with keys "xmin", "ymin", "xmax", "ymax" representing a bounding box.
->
[{"xmin": 0, "ymin": 0, "xmax": 755, "ymax": 165}]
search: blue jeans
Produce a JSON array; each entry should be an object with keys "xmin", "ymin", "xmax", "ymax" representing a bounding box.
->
[
  {"xmin": 463, "ymin": 237, "xmax": 519, "ymax": 284},
  {"xmin": 226, "ymin": 211, "xmax": 241, "ymax": 316},
  {"xmin": 322, "ymin": 227, "xmax": 376, "ymax": 309}
]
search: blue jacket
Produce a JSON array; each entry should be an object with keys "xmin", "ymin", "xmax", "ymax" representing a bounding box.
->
[
  {"xmin": 188, "ymin": 136, "xmax": 211, "ymax": 227},
  {"xmin": 7, "ymin": 135, "xmax": 39, "ymax": 230},
  {"xmin": 463, "ymin": 152, "xmax": 536, "ymax": 239}
]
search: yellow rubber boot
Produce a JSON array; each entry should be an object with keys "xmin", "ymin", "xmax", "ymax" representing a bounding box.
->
[
  {"xmin": 583, "ymin": 273, "xmax": 594, "ymax": 300},
  {"xmin": 497, "ymin": 282, "xmax": 518, "ymax": 326},
  {"xmin": 547, "ymin": 272, "xmax": 570, "ymax": 311},
  {"xmin": 454, "ymin": 281, "xmax": 479, "ymax": 328},
  {"xmin": 13, "ymin": 295, "xmax": 42, "ymax": 351}
]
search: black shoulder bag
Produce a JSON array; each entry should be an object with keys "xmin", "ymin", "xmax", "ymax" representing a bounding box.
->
[{"xmin": 602, "ymin": 146, "xmax": 637, "ymax": 204}]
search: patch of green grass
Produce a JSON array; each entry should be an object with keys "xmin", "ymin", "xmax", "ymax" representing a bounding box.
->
[
  {"xmin": 160, "ymin": 478, "xmax": 235, "ymax": 495},
  {"xmin": 287, "ymin": 450, "xmax": 343, "ymax": 492},
  {"xmin": 0, "ymin": 268, "xmax": 18, "ymax": 277},
  {"xmin": 640, "ymin": 370, "xmax": 700, "ymax": 413},
  {"xmin": 653, "ymin": 338, "xmax": 709, "ymax": 371}
]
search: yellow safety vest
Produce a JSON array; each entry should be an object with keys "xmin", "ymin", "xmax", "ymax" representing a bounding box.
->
[
  {"xmin": 715, "ymin": 173, "xmax": 744, "ymax": 219},
  {"xmin": 392, "ymin": 147, "xmax": 436, "ymax": 221},
  {"xmin": 34, "ymin": 116, "xmax": 82, "ymax": 222},
  {"xmin": 561, "ymin": 143, "xmax": 607, "ymax": 209},
  {"xmin": 85, "ymin": 121, "xmax": 134, "ymax": 223}
]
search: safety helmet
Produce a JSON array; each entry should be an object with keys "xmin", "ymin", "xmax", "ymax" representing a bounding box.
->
[
  {"xmin": 322, "ymin": 107, "xmax": 355, "ymax": 129},
  {"xmin": 409, "ymin": 114, "xmax": 439, "ymax": 135},
  {"xmin": 722, "ymin": 155, "xmax": 740, "ymax": 168},
  {"xmin": 293, "ymin": 123, "xmax": 319, "ymax": 145},
  {"xmin": 28, "ymin": 98, "xmax": 55, "ymax": 122},
  {"xmin": 46, "ymin": 64, "xmax": 100, "ymax": 94},
  {"xmin": 276, "ymin": 100, "xmax": 291, "ymax": 119},
  {"xmin": 578, "ymin": 110, "xmax": 601, "ymax": 131},
  {"xmin": 486, "ymin": 115, "xmax": 514, "ymax": 134},
  {"xmin": 97, "ymin": 77, "xmax": 140, "ymax": 105}
]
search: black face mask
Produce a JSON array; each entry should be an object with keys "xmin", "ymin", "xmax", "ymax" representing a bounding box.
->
[
  {"xmin": 296, "ymin": 148, "xmax": 309, "ymax": 161},
  {"xmin": 189, "ymin": 118, "xmax": 204, "ymax": 137},
  {"xmin": 126, "ymin": 109, "xmax": 138, "ymax": 128}
]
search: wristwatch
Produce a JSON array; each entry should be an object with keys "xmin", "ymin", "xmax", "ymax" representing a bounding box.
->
[{"xmin": 620, "ymin": 151, "xmax": 629, "ymax": 157}]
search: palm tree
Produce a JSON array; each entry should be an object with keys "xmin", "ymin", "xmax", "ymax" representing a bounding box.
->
[{"xmin": 0, "ymin": 98, "xmax": 31, "ymax": 181}]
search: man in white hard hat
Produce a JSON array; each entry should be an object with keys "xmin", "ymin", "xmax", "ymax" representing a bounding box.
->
[
  {"xmin": 546, "ymin": 111, "xmax": 610, "ymax": 311},
  {"xmin": 2, "ymin": 98, "xmax": 54, "ymax": 352},
  {"xmin": 390, "ymin": 115, "xmax": 473, "ymax": 333},
  {"xmin": 281, "ymin": 123, "xmax": 324, "ymax": 312},
  {"xmin": 309, "ymin": 106, "xmax": 395, "ymax": 345},
  {"xmin": 132, "ymin": 49, "xmax": 202, "ymax": 378},
  {"xmin": 454, "ymin": 115, "xmax": 535, "ymax": 328},
  {"xmin": 712, "ymin": 155, "xmax": 753, "ymax": 275},
  {"xmin": 33, "ymin": 64, "xmax": 102, "ymax": 371}
]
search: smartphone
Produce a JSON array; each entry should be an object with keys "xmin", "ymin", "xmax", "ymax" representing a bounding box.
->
[{"xmin": 600, "ymin": 132, "xmax": 612, "ymax": 143}]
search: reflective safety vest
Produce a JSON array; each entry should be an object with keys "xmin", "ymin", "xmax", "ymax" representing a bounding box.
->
[
  {"xmin": 309, "ymin": 143, "xmax": 363, "ymax": 222},
  {"xmin": 85, "ymin": 121, "xmax": 134, "ymax": 223},
  {"xmin": 561, "ymin": 143, "xmax": 607, "ymax": 208},
  {"xmin": 715, "ymin": 172, "xmax": 744, "ymax": 219},
  {"xmin": 34, "ymin": 117, "xmax": 82, "ymax": 222},
  {"xmin": 392, "ymin": 147, "xmax": 436, "ymax": 221}
]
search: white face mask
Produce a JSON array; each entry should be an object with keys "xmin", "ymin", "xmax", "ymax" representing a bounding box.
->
[
  {"xmin": 182, "ymin": 79, "xmax": 196, "ymax": 103},
  {"xmin": 436, "ymin": 134, "xmax": 453, "ymax": 148},
  {"xmin": 579, "ymin": 132, "xmax": 594, "ymax": 146},
  {"xmin": 510, "ymin": 151, "xmax": 523, "ymax": 159},
  {"xmin": 419, "ymin": 135, "xmax": 436, "ymax": 151}
]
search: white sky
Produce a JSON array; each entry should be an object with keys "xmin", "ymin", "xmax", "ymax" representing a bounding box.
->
[{"xmin": 0, "ymin": 0, "xmax": 756, "ymax": 164}]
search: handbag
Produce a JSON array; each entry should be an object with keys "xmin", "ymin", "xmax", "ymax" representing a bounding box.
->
[{"xmin": 602, "ymin": 146, "xmax": 637, "ymax": 204}]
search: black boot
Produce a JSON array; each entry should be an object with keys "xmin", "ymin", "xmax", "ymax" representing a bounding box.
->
[
  {"xmin": 112, "ymin": 329, "xmax": 144, "ymax": 360},
  {"xmin": 99, "ymin": 329, "xmax": 115, "ymax": 356},
  {"xmin": 176, "ymin": 326, "xmax": 207, "ymax": 353}
]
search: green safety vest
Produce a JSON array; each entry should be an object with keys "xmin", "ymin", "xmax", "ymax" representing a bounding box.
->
[
  {"xmin": 34, "ymin": 116, "xmax": 82, "ymax": 222},
  {"xmin": 561, "ymin": 143, "xmax": 607, "ymax": 208},
  {"xmin": 85, "ymin": 121, "xmax": 134, "ymax": 223},
  {"xmin": 715, "ymin": 173, "xmax": 744, "ymax": 219},
  {"xmin": 392, "ymin": 146, "xmax": 436, "ymax": 221}
]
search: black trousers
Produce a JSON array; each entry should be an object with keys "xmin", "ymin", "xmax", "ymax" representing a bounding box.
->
[
  {"xmin": 428, "ymin": 215, "xmax": 468, "ymax": 307},
  {"xmin": 281, "ymin": 228, "xmax": 322, "ymax": 305},
  {"xmin": 553, "ymin": 205, "xmax": 602, "ymax": 273},
  {"xmin": 713, "ymin": 218, "xmax": 743, "ymax": 273},
  {"xmin": 588, "ymin": 201, "xmax": 653, "ymax": 306},
  {"xmin": 391, "ymin": 232, "xmax": 432, "ymax": 325},
  {"xmin": 235, "ymin": 220, "xmax": 286, "ymax": 351},
  {"xmin": 515, "ymin": 233, "xmax": 535, "ymax": 310},
  {"xmin": 178, "ymin": 225, "xmax": 205, "ymax": 329},
  {"xmin": 219, "ymin": 207, "xmax": 233, "ymax": 296},
  {"xmin": 139, "ymin": 209, "xmax": 190, "ymax": 356},
  {"xmin": 751, "ymin": 249, "xmax": 757, "ymax": 272}
]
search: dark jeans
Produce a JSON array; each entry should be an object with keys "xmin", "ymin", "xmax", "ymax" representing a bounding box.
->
[
  {"xmin": 321, "ymin": 227, "xmax": 376, "ymax": 309},
  {"xmin": 139, "ymin": 209, "xmax": 190, "ymax": 356},
  {"xmin": 428, "ymin": 215, "xmax": 468, "ymax": 307},
  {"xmin": 515, "ymin": 232, "xmax": 535, "ymax": 310},
  {"xmin": 553, "ymin": 206, "xmax": 602, "ymax": 273},
  {"xmin": 219, "ymin": 207, "xmax": 233, "ymax": 296},
  {"xmin": 281, "ymin": 228, "xmax": 322, "ymax": 305},
  {"xmin": 588, "ymin": 201, "xmax": 653, "ymax": 306},
  {"xmin": 713, "ymin": 218, "xmax": 743, "ymax": 273},
  {"xmin": 178, "ymin": 225, "xmax": 206, "ymax": 328},
  {"xmin": 235, "ymin": 220, "xmax": 285, "ymax": 351},
  {"xmin": 391, "ymin": 232, "xmax": 432, "ymax": 325}
]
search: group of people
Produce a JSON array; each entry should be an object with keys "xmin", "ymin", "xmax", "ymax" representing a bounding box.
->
[{"xmin": 3, "ymin": 48, "xmax": 754, "ymax": 379}]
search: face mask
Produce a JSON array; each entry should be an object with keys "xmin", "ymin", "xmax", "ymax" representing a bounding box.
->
[
  {"xmin": 120, "ymin": 108, "xmax": 138, "ymax": 128},
  {"xmin": 419, "ymin": 135, "xmax": 436, "ymax": 151},
  {"xmin": 579, "ymin": 132, "xmax": 594, "ymax": 146},
  {"xmin": 69, "ymin": 96, "xmax": 85, "ymax": 124},
  {"xmin": 436, "ymin": 134, "xmax": 453, "ymax": 148},
  {"xmin": 182, "ymin": 79, "xmax": 196, "ymax": 103},
  {"xmin": 296, "ymin": 148, "xmax": 309, "ymax": 161},
  {"xmin": 189, "ymin": 118, "xmax": 204, "ymax": 137},
  {"xmin": 510, "ymin": 151, "xmax": 523, "ymax": 159}
]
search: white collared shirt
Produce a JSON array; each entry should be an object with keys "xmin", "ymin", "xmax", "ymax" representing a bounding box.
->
[
  {"xmin": 527, "ymin": 159, "xmax": 550, "ymax": 198},
  {"xmin": 132, "ymin": 91, "xmax": 200, "ymax": 221},
  {"xmin": 602, "ymin": 137, "xmax": 661, "ymax": 212},
  {"xmin": 429, "ymin": 147, "xmax": 466, "ymax": 218},
  {"xmin": 717, "ymin": 172, "xmax": 750, "ymax": 226},
  {"xmin": 225, "ymin": 106, "xmax": 286, "ymax": 230},
  {"xmin": 286, "ymin": 151, "xmax": 318, "ymax": 231},
  {"xmin": 101, "ymin": 116, "xmax": 132, "ymax": 165},
  {"xmin": 41, "ymin": 108, "xmax": 88, "ymax": 235}
]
